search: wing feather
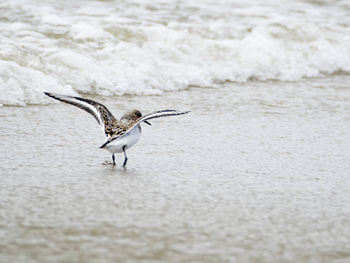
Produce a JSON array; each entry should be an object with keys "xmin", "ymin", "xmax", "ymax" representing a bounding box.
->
[
  {"xmin": 137, "ymin": 110, "xmax": 190, "ymax": 124},
  {"xmin": 101, "ymin": 110, "xmax": 190, "ymax": 148},
  {"xmin": 44, "ymin": 92, "xmax": 117, "ymax": 136}
]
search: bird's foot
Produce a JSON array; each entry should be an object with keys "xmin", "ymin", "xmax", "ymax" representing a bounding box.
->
[{"xmin": 102, "ymin": 160, "xmax": 115, "ymax": 166}]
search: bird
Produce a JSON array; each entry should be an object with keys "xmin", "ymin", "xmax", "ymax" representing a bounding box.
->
[{"xmin": 44, "ymin": 92, "xmax": 190, "ymax": 167}]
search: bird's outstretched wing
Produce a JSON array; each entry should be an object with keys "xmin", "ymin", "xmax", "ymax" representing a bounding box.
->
[
  {"xmin": 137, "ymin": 110, "xmax": 190, "ymax": 124},
  {"xmin": 44, "ymin": 92, "xmax": 117, "ymax": 136},
  {"xmin": 100, "ymin": 110, "xmax": 190, "ymax": 148}
]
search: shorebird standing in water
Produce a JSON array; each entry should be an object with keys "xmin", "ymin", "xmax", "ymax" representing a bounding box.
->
[{"xmin": 44, "ymin": 92, "xmax": 189, "ymax": 167}]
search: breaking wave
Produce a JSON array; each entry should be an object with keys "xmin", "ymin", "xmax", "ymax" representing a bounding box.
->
[{"xmin": 1, "ymin": 0, "xmax": 350, "ymax": 105}]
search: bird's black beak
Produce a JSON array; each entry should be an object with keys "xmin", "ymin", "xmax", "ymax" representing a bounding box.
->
[{"xmin": 144, "ymin": 121, "xmax": 152, "ymax": 126}]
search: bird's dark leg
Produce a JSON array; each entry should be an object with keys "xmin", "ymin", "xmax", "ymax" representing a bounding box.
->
[
  {"xmin": 112, "ymin": 154, "xmax": 116, "ymax": 166},
  {"xmin": 122, "ymin": 146, "xmax": 128, "ymax": 167}
]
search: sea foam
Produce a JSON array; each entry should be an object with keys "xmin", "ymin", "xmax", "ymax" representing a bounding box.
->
[{"xmin": 0, "ymin": 0, "xmax": 349, "ymax": 106}]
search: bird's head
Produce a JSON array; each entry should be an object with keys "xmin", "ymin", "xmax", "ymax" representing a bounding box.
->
[{"xmin": 120, "ymin": 109, "xmax": 142, "ymax": 122}]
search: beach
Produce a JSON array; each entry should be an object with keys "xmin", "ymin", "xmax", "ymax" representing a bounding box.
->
[
  {"xmin": 1, "ymin": 77, "xmax": 350, "ymax": 262},
  {"xmin": 1, "ymin": 0, "xmax": 350, "ymax": 262}
]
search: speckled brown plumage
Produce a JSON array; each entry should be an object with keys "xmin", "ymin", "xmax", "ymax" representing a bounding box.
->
[{"xmin": 44, "ymin": 91, "xmax": 189, "ymax": 148}]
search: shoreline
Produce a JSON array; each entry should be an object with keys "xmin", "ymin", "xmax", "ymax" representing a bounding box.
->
[{"xmin": 1, "ymin": 78, "xmax": 349, "ymax": 263}]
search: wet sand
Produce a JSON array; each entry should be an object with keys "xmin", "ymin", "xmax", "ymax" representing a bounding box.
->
[{"xmin": 0, "ymin": 78, "xmax": 350, "ymax": 263}]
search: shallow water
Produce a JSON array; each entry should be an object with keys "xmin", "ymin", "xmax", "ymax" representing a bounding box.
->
[
  {"xmin": 1, "ymin": 77, "xmax": 350, "ymax": 262},
  {"xmin": 1, "ymin": 0, "xmax": 350, "ymax": 261}
]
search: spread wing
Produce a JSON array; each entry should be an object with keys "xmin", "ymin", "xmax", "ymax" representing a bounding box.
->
[
  {"xmin": 44, "ymin": 92, "xmax": 117, "ymax": 136},
  {"xmin": 100, "ymin": 110, "xmax": 190, "ymax": 148},
  {"xmin": 138, "ymin": 110, "xmax": 190, "ymax": 123}
]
